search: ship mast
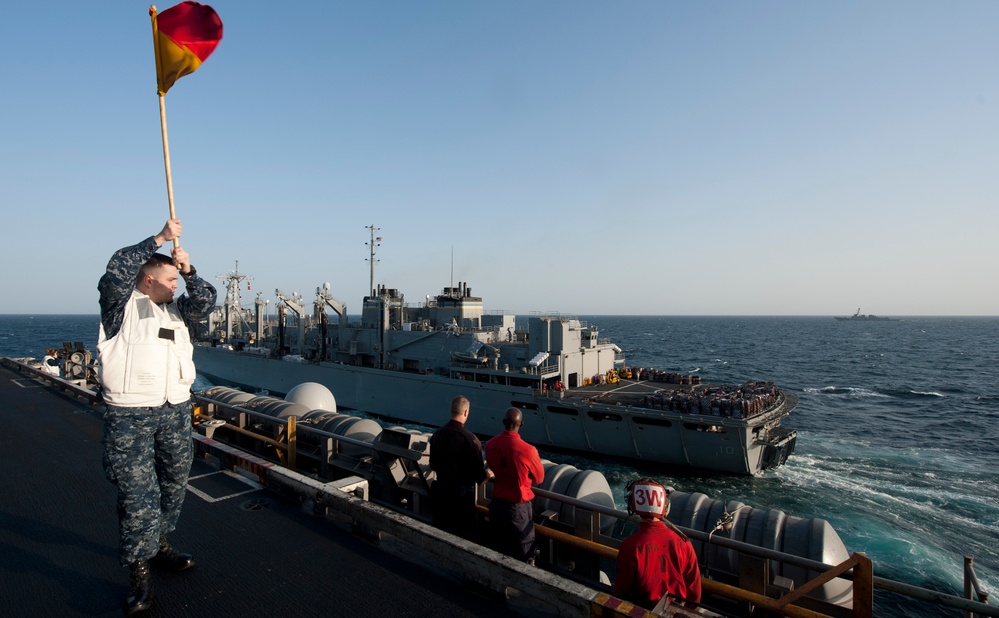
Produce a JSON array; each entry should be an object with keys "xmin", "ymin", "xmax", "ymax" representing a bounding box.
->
[
  {"xmin": 217, "ymin": 261, "xmax": 253, "ymax": 340},
  {"xmin": 365, "ymin": 224, "xmax": 381, "ymax": 296}
]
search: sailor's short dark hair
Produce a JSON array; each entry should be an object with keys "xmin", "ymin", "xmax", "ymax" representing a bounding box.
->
[{"xmin": 137, "ymin": 253, "xmax": 175, "ymax": 283}]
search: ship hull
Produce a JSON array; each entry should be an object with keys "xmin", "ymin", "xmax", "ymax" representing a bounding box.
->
[{"xmin": 194, "ymin": 345, "xmax": 794, "ymax": 476}]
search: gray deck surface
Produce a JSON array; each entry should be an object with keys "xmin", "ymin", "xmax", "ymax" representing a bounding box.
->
[{"xmin": 0, "ymin": 364, "xmax": 513, "ymax": 617}]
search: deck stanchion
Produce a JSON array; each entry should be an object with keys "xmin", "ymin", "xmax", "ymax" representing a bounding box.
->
[
  {"xmin": 288, "ymin": 416, "xmax": 297, "ymax": 471},
  {"xmin": 852, "ymin": 552, "xmax": 873, "ymax": 618}
]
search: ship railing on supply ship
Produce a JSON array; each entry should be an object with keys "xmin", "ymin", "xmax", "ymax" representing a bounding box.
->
[
  {"xmin": 534, "ymin": 358, "xmax": 561, "ymax": 377},
  {"xmin": 528, "ymin": 310, "xmax": 579, "ymax": 321},
  {"xmin": 637, "ymin": 384, "xmax": 789, "ymax": 421}
]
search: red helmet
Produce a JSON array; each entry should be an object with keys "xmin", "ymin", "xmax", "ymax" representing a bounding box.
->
[{"xmin": 626, "ymin": 477, "xmax": 670, "ymax": 519}]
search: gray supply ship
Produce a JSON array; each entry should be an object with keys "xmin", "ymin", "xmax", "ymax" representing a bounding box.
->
[{"xmin": 193, "ymin": 241, "xmax": 797, "ymax": 476}]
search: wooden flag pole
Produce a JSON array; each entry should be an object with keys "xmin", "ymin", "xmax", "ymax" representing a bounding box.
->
[{"xmin": 157, "ymin": 93, "xmax": 180, "ymax": 249}]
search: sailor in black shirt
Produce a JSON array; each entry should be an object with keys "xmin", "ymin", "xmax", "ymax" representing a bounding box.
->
[{"xmin": 429, "ymin": 395, "xmax": 491, "ymax": 539}]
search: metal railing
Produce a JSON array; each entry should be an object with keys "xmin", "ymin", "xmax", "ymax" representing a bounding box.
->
[{"xmin": 968, "ymin": 556, "xmax": 991, "ymax": 618}]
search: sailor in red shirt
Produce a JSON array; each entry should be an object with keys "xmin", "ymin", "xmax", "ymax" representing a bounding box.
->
[
  {"xmin": 613, "ymin": 478, "xmax": 702, "ymax": 609},
  {"xmin": 484, "ymin": 407, "xmax": 545, "ymax": 562}
]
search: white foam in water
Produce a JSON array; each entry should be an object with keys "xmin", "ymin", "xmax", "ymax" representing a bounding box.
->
[
  {"xmin": 775, "ymin": 454, "xmax": 971, "ymax": 590},
  {"xmin": 804, "ymin": 385, "xmax": 890, "ymax": 398}
]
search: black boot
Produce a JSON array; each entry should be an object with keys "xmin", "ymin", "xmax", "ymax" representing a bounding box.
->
[
  {"xmin": 125, "ymin": 561, "xmax": 152, "ymax": 615},
  {"xmin": 150, "ymin": 535, "xmax": 195, "ymax": 571}
]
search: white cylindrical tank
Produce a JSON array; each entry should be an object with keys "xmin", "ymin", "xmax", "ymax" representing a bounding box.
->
[{"xmin": 201, "ymin": 386, "xmax": 255, "ymax": 406}]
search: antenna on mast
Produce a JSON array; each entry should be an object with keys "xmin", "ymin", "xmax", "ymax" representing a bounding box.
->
[
  {"xmin": 365, "ymin": 225, "xmax": 381, "ymax": 296},
  {"xmin": 450, "ymin": 245, "xmax": 453, "ymax": 289},
  {"xmin": 217, "ymin": 260, "xmax": 253, "ymax": 309}
]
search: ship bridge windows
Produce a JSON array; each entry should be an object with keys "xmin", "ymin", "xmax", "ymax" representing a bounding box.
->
[
  {"xmin": 546, "ymin": 405, "xmax": 578, "ymax": 416},
  {"xmin": 508, "ymin": 376, "xmax": 540, "ymax": 389},
  {"xmin": 633, "ymin": 416, "xmax": 672, "ymax": 428},
  {"xmin": 587, "ymin": 411, "xmax": 623, "ymax": 422}
]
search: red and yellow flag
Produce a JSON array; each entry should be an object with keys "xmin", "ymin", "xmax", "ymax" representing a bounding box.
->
[{"xmin": 150, "ymin": 2, "xmax": 223, "ymax": 95}]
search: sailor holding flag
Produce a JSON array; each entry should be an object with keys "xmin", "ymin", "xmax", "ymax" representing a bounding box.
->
[{"xmin": 97, "ymin": 3, "xmax": 222, "ymax": 613}]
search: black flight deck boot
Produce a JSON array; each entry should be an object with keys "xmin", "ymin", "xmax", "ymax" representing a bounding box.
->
[
  {"xmin": 125, "ymin": 561, "xmax": 152, "ymax": 615},
  {"xmin": 149, "ymin": 535, "xmax": 195, "ymax": 571}
]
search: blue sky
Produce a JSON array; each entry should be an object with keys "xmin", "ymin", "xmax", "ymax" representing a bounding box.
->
[{"xmin": 3, "ymin": 1, "xmax": 997, "ymax": 315}]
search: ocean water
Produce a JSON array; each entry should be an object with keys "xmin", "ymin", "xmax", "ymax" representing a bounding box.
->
[{"xmin": 3, "ymin": 314, "xmax": 996, "ymax": 616}]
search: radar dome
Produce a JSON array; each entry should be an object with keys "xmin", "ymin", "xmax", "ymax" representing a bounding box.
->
[{"xmin": 285, "ymin": 382, "xmax": 337, "ymax": 412}]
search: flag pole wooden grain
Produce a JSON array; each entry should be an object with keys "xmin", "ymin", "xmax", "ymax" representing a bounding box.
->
[{"xmin": 157, "ymin": 93, "xmax": 180, "ymax": 249}]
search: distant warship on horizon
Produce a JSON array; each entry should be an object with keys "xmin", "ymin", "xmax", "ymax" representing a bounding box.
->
[{"xmin": 834, "ymin": 308, "xmax": 896, "ymax": 321}]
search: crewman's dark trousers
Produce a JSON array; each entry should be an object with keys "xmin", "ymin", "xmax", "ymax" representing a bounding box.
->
[
  {"xmin": 488, "ymin": 498, "xmax": 535, "ymax": 561},
  {"xmin": 431, "ymin": 481, "xmax": 477, "ymax": 540}
]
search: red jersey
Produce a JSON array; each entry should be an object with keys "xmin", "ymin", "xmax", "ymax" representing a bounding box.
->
[
  {"xmin": 613, "ymin": 519, "xmax": 702, "ymax": 606},
  {"xmin": 484, "ymin": 430, "xmax": 544, "ymax": 503}
]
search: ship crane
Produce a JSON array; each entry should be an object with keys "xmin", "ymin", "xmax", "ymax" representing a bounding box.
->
[
  {"xmin": 275, "ymin": 289, "xmax": 306, "ymax": 354},
  {"xmin": 314, "ymin": 282, "xmax": 347, "ymax": 361},
  {"xmin": 253, "ymin": 292, "xmax": 267, "ymax": 343}
]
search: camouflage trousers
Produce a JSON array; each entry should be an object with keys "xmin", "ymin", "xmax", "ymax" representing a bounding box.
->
[{"xmin": 102, "ymin": 401, "xmax": 194, "ymax": 566}]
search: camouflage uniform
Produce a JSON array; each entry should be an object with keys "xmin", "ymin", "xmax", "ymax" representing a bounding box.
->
[{"xmin": 97, "ymin": 236, "xmax": 216, "ymax": 566}]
